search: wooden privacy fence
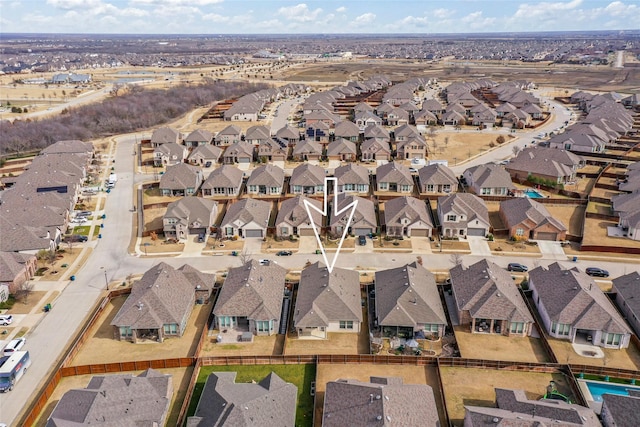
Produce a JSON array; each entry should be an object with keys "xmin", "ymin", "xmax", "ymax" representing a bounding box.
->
[{"xmin": 60, "ymin": 357, "xmax": 195, "ymax": 377}]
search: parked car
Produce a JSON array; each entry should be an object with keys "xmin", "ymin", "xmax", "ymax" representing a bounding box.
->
[
  {"xmin": 507, "ymin": 263, "xmax": 528, "ymax": 272},
  {"xmin": 3, "ymin": 337, "xmax": 26, "ymax": 356},
  {"xmin": 276, "ymin": 250, "xmax": 292, "ymax": 256},
  {"xmin": 197, "ymin": 233, "xmax": 206, "ymax": 243},
  {"xmin": 259, "ymin": 259, "xmax": 270, "ymax": 266},
  {"xmin": 358, "ymin": 235, "xmax": 367, "ymax": 246},
  {"xmin": 63, "ymin": 235, "xmax": 88, "ymax": 243},
  {"xmin": 0, "ymin": 315, "xmax": 12, "ymax": 326},
  {"xmin": 585, "ymin": 267, "xmax": 609, "ymax": 278},
  {"xmin": 75, "ymin": 211, "xmax": 91, "ymax": 217},
  {"xmin": 204, "ymin": 161, "xmax": 212, "ymax": 168},
  {"xmin": 72, "ymin": 217, "xmax": 88, "ymax": 224}
]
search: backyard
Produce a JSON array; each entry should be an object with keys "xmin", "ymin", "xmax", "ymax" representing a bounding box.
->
[
  {"xmin": 453, "ymin": 326, "xmax": 552, "ymax": 363},
  {"xmin": 546, "ymin": 337, "xmax": 640, "ymax": 371}
]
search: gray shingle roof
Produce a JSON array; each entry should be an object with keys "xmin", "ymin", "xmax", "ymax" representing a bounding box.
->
[
  {"xmin": 361, "ymin": 138, "xmax": 391, "ymax": 156},
  {"xmin": 40, "ymin": 139, "xmax": 94, "ymax": 154},
  {"xmin": 201, "ymin": 165, "xmax": 243, "ymax": 190},
  {"xmin": 334, "ymin": 120, "xmax": 361, "ymax": 138},
  {"xmin": 438, "ymin": 193, "xmax": 490, "ymax": 226},
  {"xmin": 0, "ymin": 251, "xmax": 35, "ymax": 282},
  {"xmin": 384, "ymin": 196, "xmax": 434, "ymax": 230},
  {"xmin": 376, "ymin": 162, "xmax": 413, "ymax": 185},
  {"xmin": 247, "ymin": 164, "xmax": 285, "ymax": 187},
  {"xmin": 292, "ymin": 139, "xmax": 323, "ymax": 157},
  {"xmin": 221, "ymin": 198, "xmax": 271, "ymax": 230},
  {"xmin": 151, "ymin": 127, "xmax": 181, "ymax": 144},
  {"xmin": 290, "ymin": 163, "xmax": 326, "ymax": 186},
  {"xmin": 110, "ymin": 262, "xmax": 195, "ymax": 329},
  {"xmin": 601, "ymin": 393, "xmax": 640, "ymax": 427},
  {"xmin": 330, "ymin": 194, "xmax": 376, "ymax": 230},
  {"xmin": 159, "ymin": 163, "xmax": 201, "ymax": 190},
  {"xmin": 245, "ymin": 125, "xmax": 271, "ymax": 142},
  {"xmin": 529, "ymin": 262, "xmax": 631, "ymax": 334},
  {"xmin": 500, "ymin": 198, "xmax": 566, "ymax": 233},
  {"xmin": 188, "ymin": 144, "xmax": 222, "ymax": 162},
  {"xmin": 46, "ymin": 369, "xmax": 172, "ymax": 427},
  {"xmin": 334, "ymin": 163, "xmax": 370, "ymax": 186},
  {"xmin": 184, "ymin": 129, "xmax": 214, "ymax": 143},
  {"xmin": 187, "ymin": 371, "xmax": 297, "ymax": 427},
  {"xmin": 375, "ymin": 262, "xmax": 446, "ymax": 328},
  {"xmin": 327, "ymin": 138, "xmax": 357, "ymax": 157},
  {"xmin": 464, "ymin": 163, "xmax": 514, "ymax": 190},
  {"xmin": 418, "ymin": 163, "xmax": 458, "ymax": 188},
  {"xmin": 294, "ymin": 262, "xmax": 362, "ymax": 328},
  {"xmin": 323, "ymin": 377, "xmax": 439, "ymax": 427},
  {"xmin": 450, "ymin": 259, "xmax": 534, "ymax": 323},
  {"xmin": 214, "ymin": 260, "xmax": 287, "ymax": 320},
  {"xmin": 165, "ymin": 197, "xmax": 218, "ymax": 229},
  {"xmin": 275, "ymin": 196, "xmax": 322, "ymax": 228}
]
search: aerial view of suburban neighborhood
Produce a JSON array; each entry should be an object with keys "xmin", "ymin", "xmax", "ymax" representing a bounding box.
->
[{"xmin": 1, "ymin": 1, "xmax": 640, "ymax": 426}]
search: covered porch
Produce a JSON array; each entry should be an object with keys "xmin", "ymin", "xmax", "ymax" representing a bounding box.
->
[
  {"xmin": 296, "ymin": 326, "xmax": 327, "ymax": 339},
  {"xmin": 472, "ymin": 317, "xmax": 504, "ymax": 334}
]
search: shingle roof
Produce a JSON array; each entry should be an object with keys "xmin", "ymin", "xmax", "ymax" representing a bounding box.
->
[
  {"xmin": 290, "ymin": 163, "xmax": 326, "ymax": 186},
  {"xmin": 294, "ymin": 262, "xmax": 362, "ymax": 328},
  {"xmin": 330, "ymin": 194, "xmax": 376, "ymax": 230},
  {"xmin": 375, "ymin": 262, "xmax": 446, "ymax": 328},
  {"xmin": 275, "ymin": 125, "xmax": 299, "ymax": 140},
  {"xmin": 275, "ymin": 196, "xmax": 322, "ymax": 228},
  {"xmin": 159, "ymin": 163, "xmax": 201, "ymax": 190},
  {"xmin": 361, "ymin": 138, "xmax": 391, "ymax": 156},
  {"xmin": 438, "ymin": 193, "xmax": 490, "ymax": 226},
  {"xmin": 224, "ymin": 141, "xmax": 255, "ymax": 157},
  {"xmin": 529, "ymin": 262, "xmax": 631, "ymax": 333},
  {"xmin": 187, "ymin": 371, "xmax": 297, "ymax": 427},
  {"xmin": 384, "ymin": 196, "xmax": 433, "ymax": 230},
  {"xmin": 221, "ymin": 198, "xmax": 271, "ymax": 230},
  {"xmin": 292, "ymin": 139, "xmax": 323, "ymax": 157},
  {"xmin": 601, "ymin": 393, "xmax": 640, "ymax": 427},
  {"xmin": 214, "ymin": 260, "xmax": 287, "ymax": 320},
  {"xmin": 40, "ymin": 139, "xmax": 94, "ymax": 154},
  {"xmin": 47, "ymin": 369, "xmax": 172, "ymax": 427},
  {"xmin": 0, "ymin": 251, "xmax": 35, "ymax": 282},
  {"xmin": 464, "ymin": 163, "xmax": 515, "ymax": 190},
  {"xmin": 450, "ymin": 259, "xmax": 534, "ymax": 323},
  {"xmin": 363, "ymin": 124, "xmax": 390, "ymax": 140},
  {"xmin": 151, "ymin": 127, "xmax": 181, "ymax": 144},
  {"xmin": 184, "ymin": 129, "xmax": 213, "ymax": 143},
  {"xmin": 376, "ymin": 162, "xmax": 413, "ymax": 185},
  {"xmin": 334, "ymin": 163, "xmax": 370, "ymax": 186},
  {"xmin": 334, "ymin": 120, "xmax": 361, "ymax": 138},
  {"xmin": 165, "ymin": 197, "xmax": 218, "ymax": 229},
  {"xmin": 323, "ymin": 377, "xmax": 439, "ymax": 427},
  {"xmin": 418, "ymin": 163, "xmax": 458, "ymax": 187},
  {"xmin": 188, "ymin": 144, "xmax": 222, "ymax": 162},
  {"xmin": 110, "ymin": 262, "xmax": 195, "ymax": 329},
  {"xmin": 247, "ymin": 164, "xmax": 285, "ymax": 187},
  {"xmin": 500, "ymin": 198, "xmax": 566, "ymax": 233},
  {"xmin": 201, "ymin": 165, "xmax": 243, "ymax": 190},
  {"xmin": 245, "ymin": 125, "xmax": 271, "ymax": 141},
  {"xmin": 326, "ymin": 138, "xmax": 357, "ymax": 157}
]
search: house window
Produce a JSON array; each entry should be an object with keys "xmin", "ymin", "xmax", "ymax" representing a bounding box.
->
[
  {"xmin": 249, "ymin": 185, "xmax": 258, "ymax": 193},
  {"xmin": 256, "ymin": 320, "xmax": 271, "ymax": 333},
  {"xmin": 214, "ymin": 187, "xmax": 225, "ymax": 194},
  {"xmin": 218, "ymin": 316, "xmax": 234, "ymax": 328},
  {"xmin": 163, "ymin": 323, "xmax": 179, "ymax": 335},
  {"xmin": 270, "ymin": 187, "xmax": 279, "ymax": 194},
  {"xmin": 551, "ymin": 321, "xmax": 570, "ymax": 336},
  {"xmin": 516, "ymin": 228, "xmax": 524, "ymax": 237},
  {"xmin": 344, "ymin": 184, "xmax": 355, "ymax": 191},
  {"xmin": 339, "ymin": 321, "xmax": 354, "ymax": 330},
  {"xmin": 225, "ymin": 227, "xmax": 234, "ymax": 236},
  {"xmin": 601, "ymin": 333, "xmax": 622, "ymax": 346},
  {"xmin": 427, "ymin": 184, "xmax": 435, "ymax": 192},
  {"xmin": 379, "ymin": 182, "xmax": 388, "ymax": 190},
  {"xmin": 481, "ymin": 188, "xmax": 491, "ymax": 195},
  {"xmin": 443, "ymin": 184, "xmax": 451, "ymax": 192},
  {"xmin": 166, "ymin": 218, "xmax": 177, "ymax": 224},
  {"xmin": 510, "ymin": 322, "xmax": 525, "ymax": 334},
  {"xmin": 447, "ymin": 215, "xmax": 456, "ymax": 221},
  {"xmin": 120, "ymin": 326, "xmax": 132, "ymax": 338},
  {"xmin": 401, "ymin": 185, "xmax": 411, "ymax": 192},
  {"xmin": 293, "ymin": 185, "xmax": 302, "ymax": 193},
  {"xmin": 424, "ymin": 324, "xmax": 439, "ymax": 332},
  {"xmin": 280, "ymin": 227, "xmax": 289, "ymax": 236}
]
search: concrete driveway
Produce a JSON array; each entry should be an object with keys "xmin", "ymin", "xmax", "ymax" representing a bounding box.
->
[
  {"xmin": 535, "ymin": 240, "xmax": 567, "ymax": 260},
  {"xmin": 411, "ymin": 237, "xmax": 433, "ymax": 254},
  {"xmin": 298, "ymin": 236, "xmax": 319, "ymax": 254},
  {"xmin": 179, "ymin": 235, "xmax": 206, "ymax": 257},
  {"xmin": 467, "ymin": 236, "xmax": 491, "ymax": 256}
]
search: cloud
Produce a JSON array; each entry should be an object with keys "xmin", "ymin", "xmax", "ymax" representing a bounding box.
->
[
  {"xmin": 461, "ymin": 11, "xmax": 496, "ymax": 29},
  {"xmin": 514, "ymin": 0, "xmax": 583, "ymax": 20},
  {"xmin": 336, "ymin": 6, "xmax": 346, "ymax": 13},
  {"xmin": 277, "ymin": 3, "xmax": 323, "ymax": 23},
  {"xmin": 433, "ymin": 8, "xmax": 454, "ymax": 19},
  {"xmin": 604, "ymin": 1, "xmax": 639, "ymax": 17},
  {"xmin": 354, "ymin": 12, "xmax": 375, "ymax": 24},
  {"xmin": 131, "ymin": 0, "xmax": 222, "ymax": 5},
  {"xmin": 401, "ymin": 15, "xmax": 429, "ymax": 26}
]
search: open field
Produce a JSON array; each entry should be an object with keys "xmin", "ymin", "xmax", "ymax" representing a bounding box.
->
[{"xmin": 69, "ymin": 296, "xmax": 212, "ymax": 365}]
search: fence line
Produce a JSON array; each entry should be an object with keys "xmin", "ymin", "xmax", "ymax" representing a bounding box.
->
[{"xmin": 176, "ymin": 358, "xmax": 203, "ymax": 427}]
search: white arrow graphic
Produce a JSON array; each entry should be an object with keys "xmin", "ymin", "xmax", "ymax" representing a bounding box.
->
[{"xmin": 303, "ymin": 177, "xmax": 358, "ymax": 273}]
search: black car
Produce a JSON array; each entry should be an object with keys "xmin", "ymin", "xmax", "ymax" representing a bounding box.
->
[
  {"xmin": 507, "ymin": 262, "xmax": 528, "ymax": 272},
  {"xmin": 585, "ymin": 267, "xmax": 609, "ymax": 278},
  {"xmin": 276, "ymin": 250, "xmax": 292, "ymax": 256},
  {"xmin": 204, "ymin": 161, "xmax": 212, "ymax": 168},
  {"xmin": 64, "ymin": 235, "xmax": 88, "ymax": 243},
  {"xmin": 358, "ymin": 235, "xmax": 367, "ymax": 246}
]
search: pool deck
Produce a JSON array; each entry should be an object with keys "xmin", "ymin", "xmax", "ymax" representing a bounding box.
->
[{"xmin": 577, "ymin": 378, "xmax": 640, "ymax": 415}]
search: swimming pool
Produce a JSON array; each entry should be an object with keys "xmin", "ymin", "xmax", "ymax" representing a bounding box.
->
[
  {"xmin": 582, "ymin": 379, "xmax": 640, "ymax": 402},
  {"xmin": 524, "ymin": 189, "xmax": 543, "ymax": 199}
]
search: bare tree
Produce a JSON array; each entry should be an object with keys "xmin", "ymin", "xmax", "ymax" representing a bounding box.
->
[
  {"xmin": 66, "ymin": 237, "xmax": 75, "ymax": 254},
  {"xmin": 15, "ymin": 281, "xmax": 35, "ymax": 304},
  {"xmin": 513, "ymin": 145, "xmax": 522, "ymax": 156},
  {"xmin": 238, "ymin": 249, "xmax": 253, "ymax": 265},
  {"xmin": 450, "ymin": 253, "xmax": 463, "ymax": 267}
]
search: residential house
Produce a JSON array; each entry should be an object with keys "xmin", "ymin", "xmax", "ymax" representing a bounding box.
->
[
  {"xmin": 304, "ymin": 109, "xmax": 340, "ymax": 128},
  {"xmin": 393, "ymin": 124, "xmax": 422, "ymax": 143},
  {"xmin": 396, "ymin": 137, "xmax": 428, "ymax": 161},
  {"xmin": 223, "ymin": 99, "xmax": 262, "ymax": 121},
  {"xmin": 384, "ymin": 196, "xmax": 434, "ymax": 238},
  {"xmin": 418, "ymin": 163, "xmax": 458, "ymax": 194},
  {"xmin": 334, "ymin": 163, "xmax": 370, "ymax": 194},
  {"xmin": 293, "ymin": 262, "xmax": 362, "ymax": 339},
  {"xmin": 463, "ymin": 163, "xmax": 514, "ymax": 196},
  {"xmin": 522, "ymin": 103, "xmax": 544, "ymax": 119},
  {"xmin": 500, "ymin": 198, "xmax": 567, "ymax": 241},
  {"xmin": 150, "ymin": 127, "xmax": 181, "ymax": 147},
  {"xmin": 275, "ymin": 196, "xmax": 322, "ymax": 238},
  {"xmin": 154, "ymin": 142, "xmax": 188, "ymax": 166},
  {"xmin": 528, "ymin": 262, "xmax": 631, "ymax": 349},
  {"xmin": 330, "ymin": 194, "xmax": 377, "ymax": 237},
  {"xmin": 333, "ymin": 120, "xmax": 361, "ymax": 142},
  {"xmin": 323, "ymin": 377, "xmax": 440, "ymax": 427},
  {"xmin": 219, "ymin": 198, "xmax": 271, "ymax": 238},
  {"xmin": 621, "ymin": 93, "xmax": 640, "ymax": 109},
  {"xmin": 0, "ymin": 251, "xmax": 37, "ymax": 294},
  {"xmin": 495, "ymin": 102, "xmax": 517, "ymax": 118},
  {"xmin": 441, "ymin": 109, "xmax": 466, "ymax": 126},
  {"xmin": 506, "ymin": 147, "xmax": 584, "ymax": 184},
  {"xmin": 374, "ymin": 262, "xmax": 447, "ymax": 339},
  {"xmin": 305, "ymin": 122, "xmax": 331, "ymax": 144},
  {"xmin": 187, "ymin": 144, "xmax": 222, "ymax": 166},
  {"xmin": 275, "ymin": 125, "xmax": 300, "ymax": 145},
  {"xmin": 363, "ymin": 124, "xmax": 390, "ymax": 141},
  {"xmin": 376, "ymin": 162, "xmax": 414, "ymax": 193},
  {"xmin": 619, "ymin": 209, "xmax": 640, "ymax": 241},
  {"xmin": 47, "ymin": 369, "xmax": 172, "ymax": 427},
  {"xmin": 601, "ymin": 392, "xmax": 640, "ymax": 426},
  {"xmin": 422, "ymin": 98, "xmax": 444, "ymax": 116},
  {"xmin": 163, "ymin": 197, "xmax": 218, "ymax": 241},
  {"xmin": 222, "ymin": 141, "xmax": 254, "ymax": 164},
  {"xmin": 612, "ymin": 272, "xmax": 640, "ymax": 337},
  {"xmin": 159, "ymin": 163, "xmax": 203, "ymax": 197},
  {"xmin": 353, "ymin": 101, "xmax": 374, "ymax": 114},
  {"xmin": 200, "ymin": 165, "xmax": 243, "ymax": 198},
  {"xmin": 354, "ymin": 111, "xmax": 382, "ymax": 130},
  {"xmin": 502, "ymin": 109, "xmax": 531, "ymax": 128},
  {"xmin": 213, "ymin": 260, "xmax": 287, "ymax": 336},
  {"xmin": 361, "ymin": 138, "xmax": 391, "ymax": 162},
  {"xmin": 471, "ymin": 107, "xmax": 498, "ymax": 128},
  {"xmin": 184, "ymin": 129, "xmax": 213, "ymax": 147},
  {"xmin": 246, "ymin": 164, "xmax": 284, "ymax": 196},
  {"xmin": 257, "ymin": 138, "xmax": 288, "ymax": 162},
  {"xmin": 326, "ymin": 138, "xmax": 357, "ymax": 162},
  {"xmin": 450, "ymin": 259, "xmax": 534, "ymax": 336},
  {"xmin": 414, "ymin": 109, "xmax": 438, "ymax": 127},
  {"xmin": 245, "ymin": 125, "xmax": 271, "ymax": 146},
  {"xmin": 292, "ymin": 139, "xmax": 323, "ymax": 162},
  {"xmin": 464, "ymin": 388, "xmax": 600, "ymax": 427},
  {"xmin": 187, "ymin": 372, "xmax": 297, "ymax": 427},
  {"xmin": 386, "ymin": 107, "xmax": 410, "ymax": 126},
  {"xmin": 214, "ymin": 125, "xmax": 242, "ymax": 146},
  {"xmin": 290, "ymin": 163, "xmax": 326, "ymax": 195},
  {"xmin": 111, "ymin": 262, "xmax": 207, "ymax": 342},
  {"xmin": 437, "ymin": 193, "xmax": 490, "ymax": 238}
]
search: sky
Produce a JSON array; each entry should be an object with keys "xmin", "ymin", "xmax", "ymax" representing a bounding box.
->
[{"xmin": 0, "ymin": 0, "xmax": 639, "ymax": 35}]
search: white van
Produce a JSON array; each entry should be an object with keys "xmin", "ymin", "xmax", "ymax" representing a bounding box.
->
[{"xmin": 3, "ymin": 337, "xmax": 26, "ymax": 356}]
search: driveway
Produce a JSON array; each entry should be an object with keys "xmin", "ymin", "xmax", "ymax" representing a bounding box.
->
[
  {"xmin": 467, "ymin": 236, "xmax": 491, "ymax": 256},
  {"xmin": 242, "ymin": 237, "xmax": 264, "ymax": 256},
  {"xmin": 298, "ymin": 236, "xmax": 319, "ymax": 254},
  {"xmin": 178, "ymin": 234, "xmax": 206, "ymax": 257},
  {"xmin": 411, "ymin": 237, "xmax": 433, "ymax": 254},
  {"xmin": 535, "ymin": 240, "xmax": 567, "ymax": 260}
]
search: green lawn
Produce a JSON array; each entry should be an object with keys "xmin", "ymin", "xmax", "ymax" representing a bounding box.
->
[
  {"xmin": 71, "ymin": 226, "xmax": 91, "ymax": 236},
  {"xmin": 186, "ymin": 364, "xmax": 316, "ymax": 427}
]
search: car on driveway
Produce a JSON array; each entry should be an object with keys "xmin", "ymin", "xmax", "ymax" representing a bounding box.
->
[
  {"xmin": 0, "ymin": 315, "xmax": 12, "ymax": 326},
  {"xmin": 204, "ymin": 161, "xmax": 212, "ymax": 168},
  {"xmin": 63, "ymin": 235, "xmax": 88, "ymax": 243},
  {"xmin": 585, "ymin": 267, "xmax": 609, "ymax": 278},
  {"xmin": 358, "ymin": 235, "xmax": 367, "ymax": 246},
  {"xmin": 276, "ymin": 250, "xmax": 292, "ymax": 256},
  {"xmin": 507, "ymin": 263, "xmax": 528, "ymax": 272}
]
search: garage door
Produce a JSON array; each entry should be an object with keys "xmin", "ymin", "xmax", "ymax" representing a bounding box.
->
[
  {"xmin": 354, "ymin": 228, "xmax": 371, "ymax": 236},
  {"xmin": 411, "ymin": 228, "xmax": 430, "ymax": 237},
  {"xmin": 467, "ymin": 228, "xmax": 486, "ymax": 237},
  {"xmin": 245, "ymin": 229, "xmax": 263, "ymax": 238},
  {"xmin": 536, "ymin": 232, "xmax": 557, "ymax": 241},
  {"xmin": 238, "ymin": 157, "xmax": 250, "ymax": 163},
  {"xmin": 299, "ymin": 228, "xmax": 316, "ymax": 236}
]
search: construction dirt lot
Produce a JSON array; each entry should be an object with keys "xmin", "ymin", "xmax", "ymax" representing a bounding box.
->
[
  {"xmin": 69, "ymin": 296, "xmax": 212, "ymax": 366},
  {"xmin": 314, "ymin": 364, "xmax": 445, "ymax": 427}
]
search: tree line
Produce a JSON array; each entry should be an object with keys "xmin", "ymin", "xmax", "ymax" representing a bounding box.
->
[{"xmin": 0, "ymin": 80, "xmax": 269, "ymax": 156}]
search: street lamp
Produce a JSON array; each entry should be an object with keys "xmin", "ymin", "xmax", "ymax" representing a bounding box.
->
[{"xmin": 101, "ymin": 267, "xmax": 108, "ymax": 290}]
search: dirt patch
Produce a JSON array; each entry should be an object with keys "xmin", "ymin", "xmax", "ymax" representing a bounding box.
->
[
  {"xmin": 544, "ymin": 204, "xmax": 586, "ymax": 237},
  {"xmin": 488, "ymin": 239, "xmax": 542, "ymax": 255},
  {"xmin": 139, "ymin": 235, "xmax": 185, "ymax": 254},
  {"xmin": 262, "ymin": 237, "xmax": 300, "ymax": 251},
  {"xmin": 440, "ymin": 367, "xmax": 569, "ymax": 426},
  {"xmin": 431, "ymin": 240, "xmax": 471, "ymax": 252},
  {"xmin": 546, "ymin": 337, "xmax": 640, "ymax": 371},
  {"xmin": 69, "ymin": 296, "xmax": 212, "ymax": 366},
  {"xmin": 453, "ymin": 326, "xmax": 551, "ymax": 363},
  {"xmin": 143, "ymin": 187, "xmax": 180, "ymax": 205},
  {"xmin": 200, "ymin": 334, "xmax": 279, "ymax": 356},
  {"xmin": 315, "ymin": 364, "xmax": 445, "ymax": 427},
  {"xmin": 6, "ymin": 291, "xmax": 48, "ymax": 314},
  {"xmin": 430, "ymin": 132, "xmax": 515, "ymax": 165}
]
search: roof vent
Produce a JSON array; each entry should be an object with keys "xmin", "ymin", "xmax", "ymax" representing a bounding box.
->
[
  {"xmin": 377, "ymin": 395, "xmax": 382, "ymax": 400},
  {"xmin": 376, "ymin": 415, "xmax": 382, "ymax": 421},
  {"xmin": 492, "ymin": 418, "xmax": 499, "ymax": 423}
]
